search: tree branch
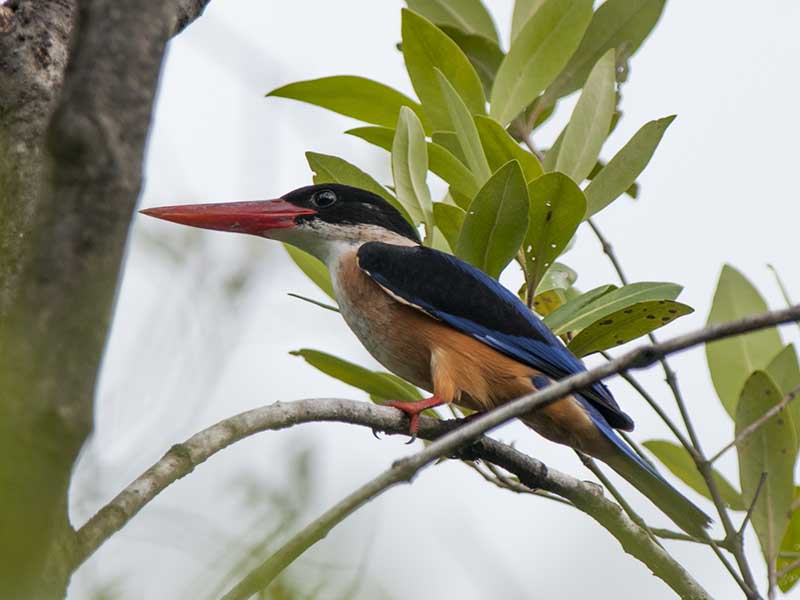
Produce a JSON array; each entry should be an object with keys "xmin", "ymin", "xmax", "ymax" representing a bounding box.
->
[{"xmin": 77, "ymin": 306, "xmax": 800, "ymax": 598}]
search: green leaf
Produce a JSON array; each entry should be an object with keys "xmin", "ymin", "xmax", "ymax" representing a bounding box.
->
[
  {"xmin": 392, "ymin": 107, "xmax": 433, "ymax": 232},
  {"xmin": 406, "ymin": 0, "xmax": 499, "ymax": 42},
  {"xmin": 346, "ymin": 126, "xmax": 479, "ymax": 199},
  {"xmin": 546, "ymin": 0, "xmax": 667, "ymax": 100},
  {"xmin": 284, "ymin": 245, "xmax": 335, "ymax": 300},
  {"xmin": 401, "ymin": 9, "xmax": 486, "ymax": 131},
  {"xmin": 475, "ymin": 115, "xmax": 543, "ymax": 182},
  {"xmin": 432, "ymin": 202, "xmax": 466, "ymax": 250},
  {"xmin": 587, "ymin": 158, "xmax": 639, "ymax": 199},
  {"xmin": 436, "ymin": 69, "xmax": 492, "ymax": 183},
  {"xmin": 510, "ymin": 0, "xmax": 547, "ymax": 42},
  {"xmin": 432, "ymin": 131, "xmax": 467, "ymax": 163},
  {"xmin": 778, "ymin": 489, "xmax": 800, "ymax": 592},
  {"xmin": 642, "ymin": 440, "xmax": 745, "ymax": 510},
  {"xmin": 767, "ymin": 344, "xmax": 800, "ymax": 440},
  {"xmin": 706, "ymin": 265, "xmax": 784, "ymax": 417},
  {"xmin": 267, "ymin": 76, "xmax": 430, "ymax": 132},
  {"xmin": 456, "ymin": 160, "xmax": 529, "ymax": 278},
  {"xmin": 584, "ymin": 116, "xmax": 674, "ymax": 217},
  {"xmin": 568, "ymin": 300, "xmax": 693, "ymax": 357},
  {"xmin": 305, "ymin": 151, "xmax": 407, "ymax": 219},
  {"xmin": 736, "ymin": 371, "xmax": 797, "ymax": 565},
  {"xmin": 490, "ymin": 0, "xmax": 593, "ymax": 125},
  {"xmin": 290, "ymin": 349, "xmax": 422, "ymax": 402},
  {"xmin": 543, "ymin": 284, "xmax": 616, "ymax": 331},
  {"xmin": 544, "ymin": 281, "xmax": 681, "ymax": 336},
  {"xmin": 523, "ymin": 173, "xmax": 585, "ymax": 294},
  {"xmin": 440, "ymin": 26, "xmax": 504, "ymax": 96},
  {"xmin": 555, "ymin": 49, "xmax": 616, "ymax": 183}
]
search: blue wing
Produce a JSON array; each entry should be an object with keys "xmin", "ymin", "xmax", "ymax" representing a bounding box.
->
[{"xmin": 356, "ymin": 242, "xmax": 634, "ymax": 432}]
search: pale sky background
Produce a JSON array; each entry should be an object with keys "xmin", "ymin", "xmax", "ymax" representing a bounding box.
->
[{"xmin": 68, "ymin": 1, "xmax": 800, "ymax": 599}]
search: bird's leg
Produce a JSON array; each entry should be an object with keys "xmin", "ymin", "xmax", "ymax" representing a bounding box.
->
[{"xmin": 385, "ymin": 395, "xmax": 447, "ymax": 440}]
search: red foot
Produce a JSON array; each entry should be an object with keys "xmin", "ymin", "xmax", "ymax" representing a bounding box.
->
[{"xmin": 385, "ymin": 395, "xmax": 447, "ymax": 438}]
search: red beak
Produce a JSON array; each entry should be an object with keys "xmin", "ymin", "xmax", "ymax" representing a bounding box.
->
[{"xmin": 139, "ymin": 199, "xmax": 317, "ymax": 235}]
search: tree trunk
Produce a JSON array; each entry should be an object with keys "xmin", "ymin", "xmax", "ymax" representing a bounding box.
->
[{"xmin": 0, "ymin": 1, "xmax": 210, "ymax": 596}]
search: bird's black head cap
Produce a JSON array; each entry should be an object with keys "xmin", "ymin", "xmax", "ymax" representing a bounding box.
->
[{"xmin": 282, "ymin": 184, "xmax": 420, "ymax": 243}]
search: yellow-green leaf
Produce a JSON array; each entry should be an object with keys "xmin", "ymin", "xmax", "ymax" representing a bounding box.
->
[
  {"xmin": 568, "ymin": 300, "xmax": 693, "ymax": 357},
  {"xmin": 736, "ymin": 371, "xmax": 797, "ymax": 565},
  {"xmin": 510, "ymin": 0, "xmax": 547, "ymax": 42},
  {"xmin": 267, "ymin": 76, "xmax": 430, "ymax": 132},
  {"xmin": 475, "ymin": 115, "xmax": 543, "ymax": 182},
  {"xmin": 490, "ymin": 0, "xmax": 593, "ymax": 125},
  {"xmin": 436, "ymin": 69, "xmax": 492, "ymax": 183},
  {"xmin": 392, "ymin": 107, "xmax": 433, "ymax": 233},
  {"xmin": 432, "ymin": 202, "xmax": 465, "ymax": 250},
  {"xmin": 543, "ymin": 284, "xmax": 616, "ymax": 331},
  {"xmin": 523, "ymin": 173, "xmax": 585, "ymax": 295},
  {"xmin": 284, "ymin": 245, "xmax": 335, "ymax": 300},
  {"xmin": 545, "ymin": 0, "xmax": 666, "ymax": 100},
  {"xmin": 544, "ymin": 281, "xmax": 681, "ymax": 336},
  {"xmin": 584, "ymin": 115, "xmax": 674, "ymax": 217},
  {"xmin": 456, "ymin": 160, "xmax": 529, "ymax": 278},
  {"xmin": 346, "ymin": 126, "xmax": 478, "ymax": 199},
  {"xmin": 440, "ymin": 26, "xmax": 504, "ymax": 96},
  {"xmin": 290, "ymin": 349, "xmax": 422, "ymax": 402},
  {"xmin": 402, "ymin": 9, "xmax": 486, "ymax": 131},
  {"xmin": 554, "ymin": 49, "xmax": 616, "ymax": 183},
  {"xmin": 643, "ymin": 440, "xmax": 745, "ymax": 510},
  {"xmin": 706, "ymin": 265, "xmax": 784, "ymax": 417},
  {"xmin": 406, "ymin": 0, "xmax": 499, "ymax": 42}
]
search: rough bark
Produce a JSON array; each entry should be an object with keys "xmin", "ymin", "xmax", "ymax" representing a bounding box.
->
[{"xmin": 0, "ymin": 1, "xmax": 210, "ymax": 597}]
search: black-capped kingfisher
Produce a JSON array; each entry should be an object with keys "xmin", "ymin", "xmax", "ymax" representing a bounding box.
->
[{"xmin": 142, "ymin": 183, "xmax": 710, "ymax": 537}]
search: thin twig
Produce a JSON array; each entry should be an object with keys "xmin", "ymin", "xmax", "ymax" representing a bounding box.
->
[
  {"xmin": 710, "ymin": 385, "xmax": 800, "ymax": 464},
  {"xmin": 650, "ymin": 528, "xmax": 726, "ymax": 547},
  {"xmin": 577, "ymin": 453, "xmax": 660, "ymax": 544},
  {"xmin": 739, "ymin": 473, "xmax": 768, "ymax": 537},
  {"xmin": 481, "ymin": 460, "xmax": 574, "ymax": 506},
  {"xmin": 587, "ymin": 218, "xmax": 629, "ymax": 285},
  {"xmin": 601, "ymin": 350, "xmax": 693, "ymax": 452}
]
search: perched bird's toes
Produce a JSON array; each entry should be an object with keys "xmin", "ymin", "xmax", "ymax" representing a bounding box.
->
[{"xmin": 371, "ymin": 427, "xmax": 382, "ymax": 440}]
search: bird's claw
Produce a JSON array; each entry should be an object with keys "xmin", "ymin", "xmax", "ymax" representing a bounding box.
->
[
  {"xmin": 371, "ymin": 428, "xmax": 382, "ymax": 440},
  {"xmin": 385, "ymin": 400, "xmax": 423, "ymax": 443}
]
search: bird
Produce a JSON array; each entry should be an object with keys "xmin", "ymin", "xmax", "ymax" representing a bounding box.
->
[{"xmin": 141, "ymin": 183, "xmax": 711, "ymax": 537}]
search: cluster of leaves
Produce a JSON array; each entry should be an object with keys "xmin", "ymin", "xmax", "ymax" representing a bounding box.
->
[
  {"xmin": 646, "ymin": 266, "xmax": 800, "ymax": 592},
  {"xmin": 270, "ymin": 0, "xmax": 689, "ymax": 359},
  {"xmin": 263, "ymin": 0, "xmax": 800, "ymax": 594}
]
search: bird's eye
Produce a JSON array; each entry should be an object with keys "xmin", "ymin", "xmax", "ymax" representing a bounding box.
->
[{"xmin": 311, "ymin": 190, "xmax": 337, "ymax": 208}]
